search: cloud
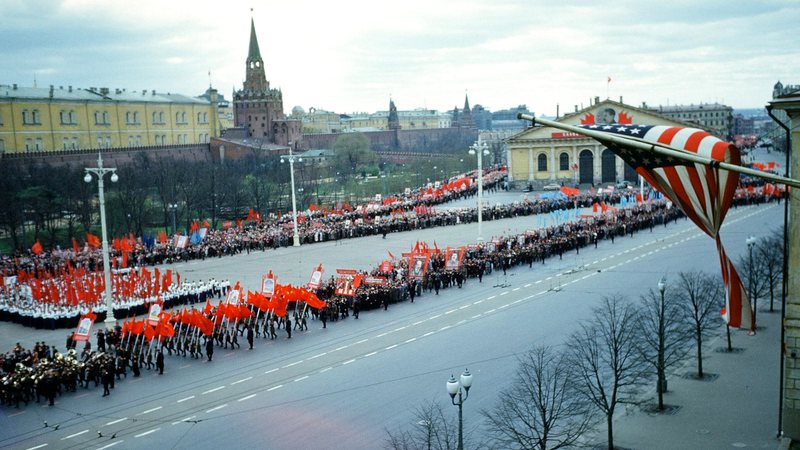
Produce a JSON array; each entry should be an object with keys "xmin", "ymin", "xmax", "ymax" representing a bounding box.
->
[{"xmin": 1, "ymin": 0, "xmax": 798, "ymax": 115}]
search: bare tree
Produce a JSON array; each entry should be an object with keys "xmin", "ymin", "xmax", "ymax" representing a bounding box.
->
[
  {"xmin": 738, "ymin": 247, "xmax": 770, "ymax": 327},
  {"xmin": 568, "ymin": 295, "xmax": 644, "ymax": 450},
  {"xmin": 756, "ymin": 233, "xmax": 784, "ymax": 313},
  {"xmin": 482, "ymin": 345, "xmax": 594, "ymax": 450},
  {"xmin": 385, "ymin": 401, "xmax": 460, "ymax": 450},
  {"xmin": 636, "ymin": 283, "xmax": 691, "ymax": 410},
  {"xmin": 675, "ymin": 271, "xmax": 723, "ymax": 378}
]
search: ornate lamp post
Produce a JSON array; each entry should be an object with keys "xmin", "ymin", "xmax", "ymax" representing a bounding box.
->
[
  {"xmin": 446, "ymin": 369, "xmax": 473, "ymax": 450},
  {"xmin": 469, "ymin": 139, "xmax": 489, "ymax": 242},
  {"xmin": 657, "ymin": 276, "xmax": 667, "ymax": 408},
  {"xmin": 84, "ymin": 154, "xmax": 119, "ymax": 330},
  {"xmin": 168, "ymin": 203, "xmax": 178, "ymax": 235},
  {"xmin": 280, "ymin": 141, "xmax": 302, "ymax": 247},
  {"xmin": 746, "ymin": 235, "xmax": 757, "ymax": 331}
]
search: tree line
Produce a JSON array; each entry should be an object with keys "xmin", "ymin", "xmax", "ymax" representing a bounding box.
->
[{"xmin": 386, "ymin": 234, "xmax": 784, "ymax": 450}]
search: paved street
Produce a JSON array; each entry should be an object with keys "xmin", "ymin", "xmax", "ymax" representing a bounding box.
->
[{"xmin": 0, "ymin": 199, "xmax": 785, "ymax": 450}]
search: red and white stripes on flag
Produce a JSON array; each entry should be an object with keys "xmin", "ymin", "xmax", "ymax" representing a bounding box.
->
[{"xmin": 580, "ymin": 123, "xmax": 754, "ymax": 331}]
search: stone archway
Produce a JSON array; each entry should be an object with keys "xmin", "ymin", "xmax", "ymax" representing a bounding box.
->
[
  {"xmin": 601, "ymin": 149, "xmax": 616, "ymax": 183},
  {"xmin": 579, "ymin": 149, "xmax": 594, "ymax": 184}
]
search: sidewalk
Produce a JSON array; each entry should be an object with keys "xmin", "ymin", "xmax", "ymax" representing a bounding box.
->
[{"xmin": 611, "ymin": 306, "xmax": 785, "ymax": 449}]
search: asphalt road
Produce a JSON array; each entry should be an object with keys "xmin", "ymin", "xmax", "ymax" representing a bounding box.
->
[{"xmin": 0, "ymin": 200, "xmax": 783, "ymax": 450}]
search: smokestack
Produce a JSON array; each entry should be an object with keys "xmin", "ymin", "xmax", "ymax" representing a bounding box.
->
[
  {"xmin": 594, "ymin": 96, "xmax": 600, "ymax": 104},
  {"xmin": 619, "ymin": 95, "xmax": 623, "ymax": 104},
  {"xmin": 556, "ymin": 104, "xmax": 559, "ymax": 119}
]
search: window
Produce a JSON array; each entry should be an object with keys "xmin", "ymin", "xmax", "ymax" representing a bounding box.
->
[
  {"xmin": 35, "ymin": 138, "xmax": 43, "ymax": 151},
  {"xmin": 97, "ymin": 136, "xmax": 103, "ymax": 148},
  {"xmin": 176, "ymin": 111, "xmax": 187, "ymax": 124},
  {"xmin": 135, "ymin": 135, "xmax": 141, "ymax": 146},
  {"xmin": 102, "ymin": 111, "xmax": 110, "ymax": 125},
  {"xmin": 32, "ymin": 110, "xmax": 41, "ymax": 124},
  {"xmin": 161, "ymin": 134, "xmax": 167, "ymax": 144},
  {"xmin": 94, "ymin": 111, "xmax": 101, "ymax": 125},
  {"xmin": 559, "ymin": 152, "xmax": 569, "ymax": 171},
  {"xmin": 22, "ymin": 109, "xmax": 30, "ymax": 125},
  {"xmin": 25, "ymin": 138, "xmax": 33, "ymax": 151},
  {"xmin": 0, "ymin": 139, "xmax": 5, "ymax": 151},
  {"xmin": 133, "ymin": 111, "xmax": 140, "ymax": 124},
  {"xmin": 104, "ymin": 136, "xmax": 111, "ymax": 148},
  {"xmin": 69, "ymin": 110, "xmax": 77, "ymax": 125},
  {"xmin": 155, "ymin": 135, "xmax": 162, "ymax": 145},
  {"xmin": 128, "ymin": 135, "xmax": 135, "ymax": 146},
  {"xmin": 60, "ymin": 110, "xmax": 67, "ymax": 124},
  {"xmin": 0, "ymin": 110, "xmax": 3, "ymax": 125},
  {"xmin": 71, "ymin": 137, "xmax": 78, "ymax": 150},
  {"xmin": 537, "ymin": 153, "xmax": 548, "ymax": 172},
  {"xmin": 126, "ymin": 112, "xmax": 132, "ymax": 124},
  {"xmin": 63, "ymin": 137, "xmax": 70, "ymax": 149}
]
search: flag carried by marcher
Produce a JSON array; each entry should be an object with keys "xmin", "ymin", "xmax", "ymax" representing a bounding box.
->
[
  {"xmin": 578, "ymin": 123, "xmax": 753, "ymax": 331},
  {"xmin": 72, "ymin": 310, "xmax": 97, "ymax": 342}
]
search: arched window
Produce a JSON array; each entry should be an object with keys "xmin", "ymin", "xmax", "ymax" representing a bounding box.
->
[
  {"xmin": 71, "ymin": 137, "xmax": 78, "ymax": 149},
  {"xmin": 537, "ymin": 153, "xmax": 548, "ymax": 172},
  {"xmin": 25, "ymin": 138, "xmax": 33, "ymax": 151},
  {"xmin": 63, "ymin": 137, "xmax": 69, "ymax": 149},
  {"xmin": 559, "ymin": 152, "xmax": 569, "ymax": 171},
  {"xmin": 35, "ymin": 138, "xmax": 43, "ymax": 151},
  {"xmin": 155, "ymin": 135, "xmax": 161, "ymax": 145}
]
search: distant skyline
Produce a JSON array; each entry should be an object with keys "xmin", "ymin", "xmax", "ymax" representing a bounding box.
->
[{"xmin": 3, "ymin": 0, "xmax": 799, "ymax": 116}]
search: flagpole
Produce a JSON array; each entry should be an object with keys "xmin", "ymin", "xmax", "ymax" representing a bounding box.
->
[{"xmin": 516, "ymin": 114, "xmax": 800, "ymax": 189}]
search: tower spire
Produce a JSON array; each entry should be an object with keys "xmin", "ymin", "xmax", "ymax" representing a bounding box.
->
[{"xmin": 248, "ymin": 17, "xmax": 262, "ymax": 62}]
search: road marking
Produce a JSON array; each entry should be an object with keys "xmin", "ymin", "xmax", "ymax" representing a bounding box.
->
[
  {"xmin": 179, "ymin": 364, "xmax": 190, "ymax": 369},
  {"xmin": 25, "ymin": 445, "xmax": 47, "ymax": 450},
  {"xmin": 512, "ymin": 287, "xmax": 520, "ymax": 291},
  {"xmin": 97, "ymin": 441, "xmax": 123, "ymax": 450},
  {"xmin": 308, "ymin": 352, "xmax": 327, "ymax": 359},
  {"xmin": 405, "ymin": 337, "xmax": 417, "ymax": 343},
  {"xmin": 61, "ymin": 429, "xmax": 88, "ymax": 440},
  {"xmin": 8, "ymin": 410, "xmax": 26, "ymax": 417},
  {"xmin": 473, "ymin": 300, "xmax": 484, "ymax": 305},
  {"xmin": 439, "ymin": 325, "xmax": 451, "ymax": 331},
  {"xmin": 487, "ymin": 295, "xmax": 497, "ymax": 300},
  {"xmin": 498, "ymin": 304, "xmax": 509, "ymax": 309},
  {"xmin": 332, "ymin": 345, "xmax": 348, "ymax": 352},
  {"xmin": 385, "ymin": 344, "xmax": 398, "ymax": 350},
  {"xmin": 177, "ymin": 396, "xmax": 194, "ymax": 403},
  {"xmin": 105, "ymin": 417, "xmax": 127, "ymax": 426},
  {"xmin": 422, "ymin": 331, "xmax": 435, "ymax": 337},
  {"xmin": 499, "ymin": 291, "xmax": 509, "ymax": 296},
  {"xmin": 394, "ymin": 326, "xmax": 407, "ymax": 332},
  {"xmin": 524, "ymin": 283, "xmax": 532, "ymax": 287},
  {"xmin": 445, "ymin": 309, "xmax": 456, "ymax": 315},
  {"xmin": 413, "ymin": 320, "xmax": 424, "ymax": 325},
  {"xmin": 376, "ymin": 332, "xmax": 389, "ymax": 337},
  {"xmin": 486, "ymin": 309, "xmax": 497, "ymax": 313},
  {"xmin": 471, "ymin": 314, "xmax": 482, "ymax": 319},
  {"xmin": 238, "ymin": 394, "xmax": 257, "ymax": 402},
  {"xmin": 545, "ymin": 277, "xmax": 553, "ymax": 280},
  {"xmin": 206, "ymin": 404, "xmax": 228, "ymax": 414},
  {"xmin": 512, "ymin": 299, "xmax": 522, "ymax": 305},
  {"xmin": 319, "ymin": 367, "xmax": 332, "ymax": 373},
  {"xmin": 265, "ymin": 368, "xmax": 278, "ymax": 374},
  {"xmin": 457, "ymin": 320, "xmax": 466, "ymax": 325},
  {"xmin": 459, "ymin": 304, "xmax": 470, "ymax": 309},
  {"xmin": 355, "ymin": 338, "xmax": 368, "ymax": 344},
  {"xmin": 138, "ymin": 406, "xmax": 162, "ymax": 415},
  {"xmin": 171, "ymin": 416, "xmax": 196, "ymax": 425},
  {"xmin": 591, "ymin": 260, "xmax": 598, "ymax": 265},
  {"xmin": 364, "ymin": 351, "xmax": 378, "ymax": 357},
  {"xmin": 283, "ymin": 360, "xmax": 303, "ymax": 368},
  {"xmin": 535, "ymin": 280, "xmax": 542, "ymax": 284},
  {"xmin": 294, "ymin": 375, "xmax": 309, "ymax": 382},
  {"xmin": 268, "ymin": 385, "xmax": 283, "ymax": 391},
  {"xmin": 135, "ymin": 428, "xmax": 160, "ymax": 438},
  {"xmin": 202, "ymin": 386, "xmax": 225, "ymax": 395},
  {"xmin": 231, "ymin": 376, "xmax": 252, "ymax": 385},
  {"xmin": 430, "ymin": 314, "xmax": 442, "ymax": 319},
  {"xmin": 342, "ymin": 359, "xmax": 356, "ymax": 365}
]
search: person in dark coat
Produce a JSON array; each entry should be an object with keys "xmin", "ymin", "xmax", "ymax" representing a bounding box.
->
[
  {"xmin": 101, "ymin": 368, "xmax": 112, "ymax": 396},
  {"xmin": 130, "ymin": 355, "xmax": 141, "ymax": 377},
  {"xmin": 246, "ymin": 325, "xmax": 254, "ymax": 350},
  {"xmin": 285, "ymin": 317, "xmax": 292, "ymax": 339},
  {"xmin": 206, "ymin": 338, "xmax": 214, "ymax": 361},
  {"xmin": 156, "ymin": 349, "xmax": 164, "ymax": 375}
]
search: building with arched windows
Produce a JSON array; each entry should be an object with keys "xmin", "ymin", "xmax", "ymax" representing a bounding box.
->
[
  {"xmin": 505, "ymin": 99, "xmax": 715, "ymax": 188},
  {"xmin": 0, "ymin": 83, "xmax": 220, "ymax": 154}
]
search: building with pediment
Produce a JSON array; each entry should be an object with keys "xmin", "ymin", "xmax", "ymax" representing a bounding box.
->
[{"xmin": 505, "ymin": 99, "xmax": 712, "ymax": 188}]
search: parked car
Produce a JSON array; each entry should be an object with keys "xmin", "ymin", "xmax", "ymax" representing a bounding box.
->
[
  {"xmin": 542, "ymin": 183, "xmax": 561, "ymax": 191},
  {"xmin": 616, "ymin": 180, "xmax": 633, "ymax": 189}
]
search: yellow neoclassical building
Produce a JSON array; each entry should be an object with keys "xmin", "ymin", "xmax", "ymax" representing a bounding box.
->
[
  {"xmin": 506, "ymin": 99, "xmax": 716, "ymax": 187},
  {"xmin": 0, "ymin": 84, "xmax": 220, "ymax": 154}
]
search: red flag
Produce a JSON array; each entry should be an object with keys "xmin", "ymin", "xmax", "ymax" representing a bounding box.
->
[
  {"xmin": 303, "ymin": 291, "xmax": 326, "ymax": 310},
  {"xmin": 203, "ymin": 219, "xmax": 210, "ymax": 228},
  {"xmin": 87, "ymin": 233, "xmax": 101, "ymax": 248},
  {"xmin": 31, "ymin": 240, "xmax": 43, "ymax": 255},
  {"xmin": 157, "ymin": 231, "xmax": 168, "ymax": 244},
  {"xmin": 72, "ymin": 238, "xmax": 80, "ymax": 253},
  {"xmin": 203, "ymin": 300, "xmax": 213, "ymax": 315}
]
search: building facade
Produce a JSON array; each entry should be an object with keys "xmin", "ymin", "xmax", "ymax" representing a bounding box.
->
[
  {"xmin": 231, "ymin": 18, "xmax": 301, "ymax": 147},
  {"xmin": 0, "ymin": 84, "xmax": 219, "ymax": 154},
  {"xmin": 505, "ymin": 99, "xmax": 707, "ymax": 188},
  {"xmin": 649, "ymin": 102, "xmax": 733, "ymax": 140}
]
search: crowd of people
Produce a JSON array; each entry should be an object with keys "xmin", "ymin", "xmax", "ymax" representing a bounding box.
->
[{"xmin": 0, "ymin": 181, "xmax": 782, "ymax": 409}]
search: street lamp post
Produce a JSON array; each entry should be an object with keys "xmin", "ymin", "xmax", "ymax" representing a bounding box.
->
[
  {"xmin": 84, "ymin": 154, "xmax": 119, "ymax": 330},
  {"xmin": 746, "ymin": 235, "xmax": 757, "ymax": 331},
  {"xmin": 657, "ymin": 276, "xmax": 667, "ymax": 409},
  {"xmin": 469, "ymin": 139, "xmax": 489, "ymax": 243},
  {"xmin": 281, "ymin": 141, "xmax": 302, "ymax": 247},
  {"xmin": 446, "ymin": 369, "xmax": 473, "ymax": 450},
  {"xmin": 168, "ymin": 203, "xmax": 178, "ymax": 235}
]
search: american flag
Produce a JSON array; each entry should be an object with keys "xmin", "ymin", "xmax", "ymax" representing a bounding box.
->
[{"xmin": 580, "ymin": 123, "xmax": 753, "ymax": 331}]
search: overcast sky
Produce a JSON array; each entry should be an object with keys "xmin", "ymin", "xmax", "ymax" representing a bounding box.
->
[{"xmin": 3, "ymin": 0, "xmax": 798, "ymax": 116}]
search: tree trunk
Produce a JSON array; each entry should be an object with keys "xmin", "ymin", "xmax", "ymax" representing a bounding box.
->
[
  {"xmin": 697, "ymin": 331, "xmax": 704, "ymax": 378},
  {"xmin": 607, "ymin": 413, "xmax": 614, "ymax": 450},
  {"xmin": 726, "ymin": 325, "xmax": 732, "ymax": 352}
]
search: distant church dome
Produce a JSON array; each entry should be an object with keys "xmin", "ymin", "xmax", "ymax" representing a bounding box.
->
[{"xmin": 292, "ymin": 106, "xmax": 305, "ymax": 115}]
